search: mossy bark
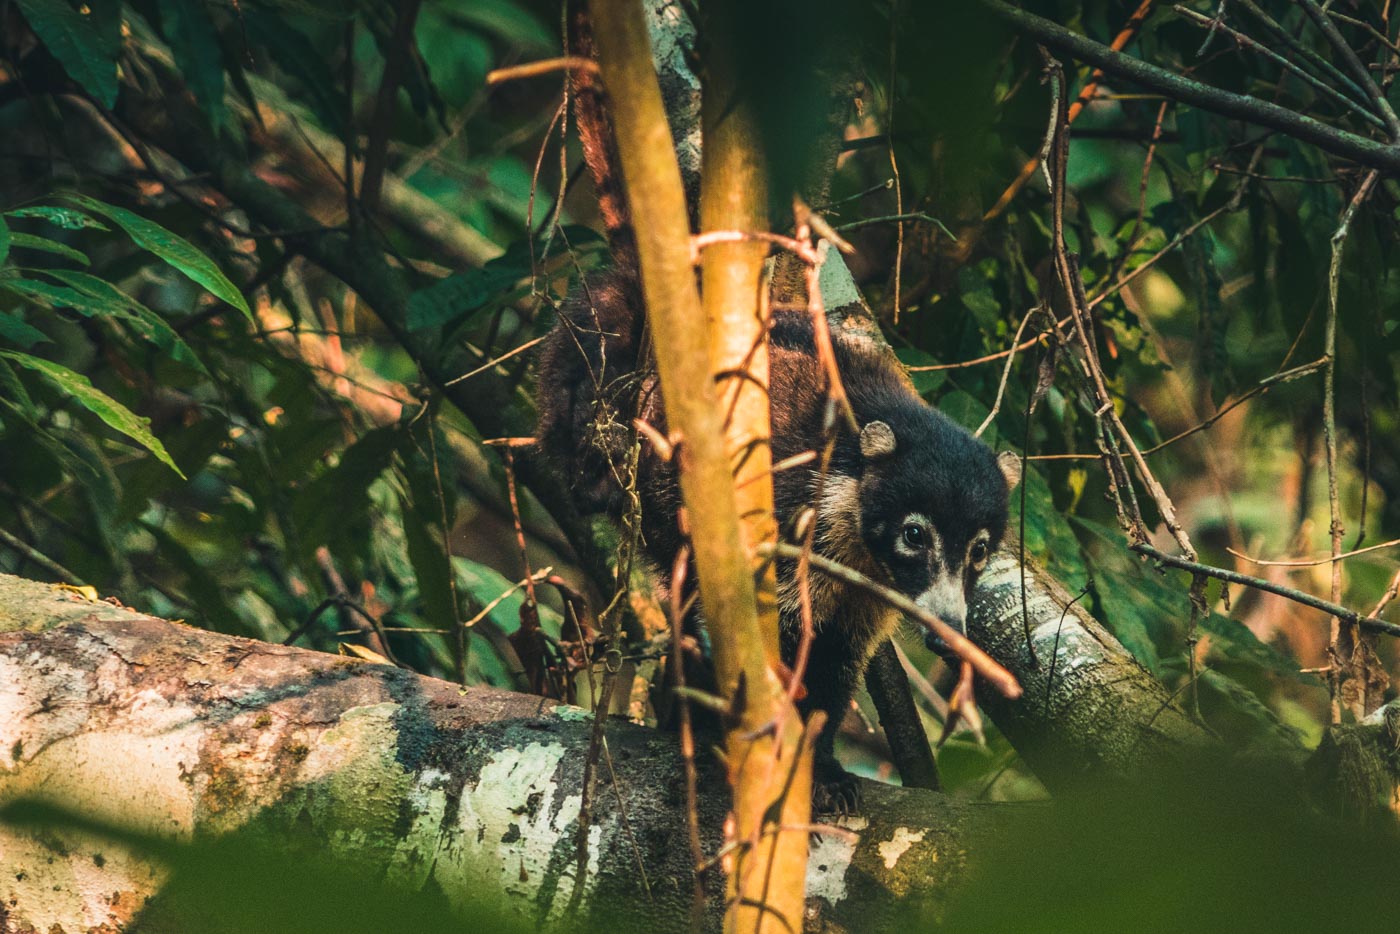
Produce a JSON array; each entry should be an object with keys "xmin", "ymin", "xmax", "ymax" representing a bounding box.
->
[{"xmin": 0, "ymin": 573, "xmax": 985, "ymax": 933}]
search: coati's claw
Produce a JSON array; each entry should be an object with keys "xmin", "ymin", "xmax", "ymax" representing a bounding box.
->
[{"xmin": 812, "ymin": 760, "xmax": 862, "ymax": 816}]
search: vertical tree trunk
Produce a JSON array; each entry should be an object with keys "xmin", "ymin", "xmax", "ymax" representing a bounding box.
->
[{"xmin": 588, "ymin": 2, "xmax": 811, "ymax": 930}]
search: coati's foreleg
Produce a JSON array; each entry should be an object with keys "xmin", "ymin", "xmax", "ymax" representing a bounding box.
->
[{"xmin": 784, "ymin": 624, "xmax": 866, "ymax": 814}]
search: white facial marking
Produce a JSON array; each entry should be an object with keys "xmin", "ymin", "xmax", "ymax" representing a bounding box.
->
[
  {"xmin": 915, "ymin": 575, "xmax": 967, "ymax": 631},
  {"xmin": 968, "ymin": 530, "xmax": 992, "ymax": 570},
  {"xmin": 894, "ymin": 514, "xmax": 938, "ymax": 559}
]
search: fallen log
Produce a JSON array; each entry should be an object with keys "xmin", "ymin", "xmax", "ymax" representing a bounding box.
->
[{"xmin": 0, "ymin": 573, "xmax": 989, "ymax": 933}]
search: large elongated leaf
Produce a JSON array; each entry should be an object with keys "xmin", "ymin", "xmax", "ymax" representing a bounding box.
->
[
  {"xmin": 5, "ymin": 232, "xmax": 89, "ymax": 266},
  {"xmin": 58, "ymin": 193, "xmax": 251, "ymax": 319},
  {"xmin": 399, "ymin": 492, "xmax": 459, "ymax": 648},
  {"xmin": 0, "ymin": 312, "xmax": 50, "ymax": 350},
  {"xmin": 0, "ymin": 215, "xmax": 10, "ymax": 266},
  {"xmin": 0, "ymin": 351, "xmax": 185, "ymax": 477},
  {"xmin": 5, "ymin": 205, "xmax": 108, "ymax": 231},
  {"xmin": 405, "ymin": 239, "xmax": 536, "ymax": 331},
  {"xmin": 14, "ymin": 0, "xmax": 120, "ymax": 107},
  {"xmin": 1198, "ymin": 613, "xmax": 1318, "ymax": 683},
  {"xmin": 1, "ymin": 276, "xmax": 112, "ymax": 315},
  {"xmin": 43, "ymin": 270, "xmax": 208, "ymax": 373},
  {"xmin": 292, "ymin": 426, "xmax": 403, "ymax": 559},
  {"xmin": 142, "ymin": 521, "xmax": 248, "ymax": 635}
]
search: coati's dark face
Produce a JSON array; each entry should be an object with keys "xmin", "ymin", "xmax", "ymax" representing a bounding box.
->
[{"xmin": 854, "ymin": 419, "xmax": 1021, "ymax": 632}]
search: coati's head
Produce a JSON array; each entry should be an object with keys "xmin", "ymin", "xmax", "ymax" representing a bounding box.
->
[{"xmin": 854, "ymin": 417, "xmax": 1021, "ymax": 633}]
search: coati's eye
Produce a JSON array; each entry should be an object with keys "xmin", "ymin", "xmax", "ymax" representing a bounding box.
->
[
  {"xmin": 902, "ymin": 525, "xmax": 925, "ymax": 550},
  {"xmin": 969, "ymin": 540, "xmax": 989, "ymax": 566}
]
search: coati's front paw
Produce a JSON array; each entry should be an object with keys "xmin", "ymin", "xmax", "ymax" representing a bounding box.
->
[{"xmin": 811, "ymin": 759, "xmax": 862, "ymax": 816}]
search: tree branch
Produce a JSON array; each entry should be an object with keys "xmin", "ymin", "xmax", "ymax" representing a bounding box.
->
[{"xmin": 976, "ymin": 0, "xmax": 1400, "ymax": 172}]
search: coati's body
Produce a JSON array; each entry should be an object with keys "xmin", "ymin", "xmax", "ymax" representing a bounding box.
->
[{"xmin": 536, "ymin": 269, "xmax": 1017, "ymax": 811}]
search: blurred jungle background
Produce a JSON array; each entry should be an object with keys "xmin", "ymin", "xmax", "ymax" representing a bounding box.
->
[{"xmin": 2, "ymin": 0, "xmax": 1398, "ymax": 831}]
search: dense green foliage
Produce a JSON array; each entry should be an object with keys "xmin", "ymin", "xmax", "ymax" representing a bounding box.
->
[{"xmin": 1, "ymin": 0, "xmax": 1397, "ymax": 836}]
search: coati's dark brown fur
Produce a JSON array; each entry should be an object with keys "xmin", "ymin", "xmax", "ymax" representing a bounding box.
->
[
  {"xmin": 544, "ymin": 2, "xmax": 1017, "ymax": 810},
  {"xmin": 536, "ymin": 269, "xmax": 1019, "ymax": 812}
]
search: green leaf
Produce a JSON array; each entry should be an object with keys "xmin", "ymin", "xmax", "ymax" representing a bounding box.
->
[
  {"xmin": 0, "ymin": 351, "xmax": 185, "ymax": 478},
  {"xmin": 157, "ymin": 0, "xmax": 226, "ymax": 129},
  {"xmin": 0, "ymin": 357, "xmax": 38, "ymax": 417},
  {"xmin": 243, "ymin": 11, "xmax": 348, "ymax": 136},
  {"xmin": 0, "ymin": 215, "xmax": 9, "ymax": 266},
  {"xmin": 406, "ymin": 240, "xmax": 536, "ymax": 331},
  {"xmin": 43, "ymin": 270, "xmax": 208, "ymax": 373},
  {"xmin": 0, "ymin": 312, "xmax": 50, "ymax": 350},
  {"xmin": 1072, "ymin": 516, "xmax": 1181, "ymax": 674},
  {"xmin": 142, "ymin": 521, "xmax": 249, "ymax": 635},
  {"xmin": 14, "ymin": 0, "xmax": 120, "ymax": 107},
  {"xmin": 6, "ymin": 232, "xmax": 89, "ymax": 266},
  {"xmin": 400, "ymin": 491, "xmax": 459, "ymax": 635},
  {"xmin": 439, "ymin": 1, "xmax": 554, "ymax": 54},
  {"xmin": 292, "ymin": 426, "xmax": 403, "ymax": 559},
  {"xmin": 58, "ymin": 193, "xmax": 251, "ymax": 319},
  {"xmin": 1198, "ymin": 613, "xmax": 1317, "ymax": 683},
  {"xmin": 1197, "ymin": 669, "xmax": 1306, "ymax": 751},
  {"xmin": 5, "ymin": 205, "xmax": 108, "ymax": 231},
  {"xmin": 1, "ymin": 276, "xmax": 114, "ymax": 315}
]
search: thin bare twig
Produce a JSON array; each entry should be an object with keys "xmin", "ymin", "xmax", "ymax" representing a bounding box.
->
[
  {"xmin": 1324, "ymin": 169, "xmax": 1381, "ymax": 722},
  {"xmin": 666, "ymin": 546, "xmax": 707, "ymax": 930},
  {"xmin": 1087, "ymin": 202, "xmax": 1232, "ymax": 310},
  {"xmin": 444, "ymin": 336, "xmax": 547, "ymax": 386},
  {"xmin": 1028, "ymin": 356, "xmax": 1328, "ymax": 462},
  {"xmin": 975, "ymin": 306, "xmax": 1038, "ymax": 437},
  {"xmin": 487, "ymin": 56, "xmax": 600, "ymax": 84},
  {"xmin": 1372, "ymin": 569, "xmax": 1400, "ymax": 617},
  {"xmin": 833, "ymin": 212, "xmax": 954, "ymax": 238},
  {"xmin": 1234, "ymin": 0, "xmax": 1373, "ymax": 105},
  {"xmin": 461, "ymin": 567, "xmax": 553, "ymax": 630},
  {"xmin": 1227, "ymin": 537, "xmax": 1400, "ymax": 568},
  {"xmin": 979, "ymin": 0, "xmax": 1158, "ymax": 230},
  {"xmin": 1296, "ymin": 0, "xmax": 1400, "ymax": 137},
  {"xmin": 1042, "ymin": 48, "xmax": 1196, "ymax": 559},
  {"xmin": 426, "ymin": 411, "xmax": 468, "ymax": 683},
  {"xmin": 313, "ymin": 546, "xmax": 399, "ymax": 666},
  {"xmin": 978, "ymin": 0, "xmax": 1400, "ymax": 172},
  {"xmin": 0, "ymin": 528, "xmax": 84, "ymax": 584},
  {"xmin": 1133, "ymin": 542, "xmax": 1400, "ymax": 639},
  {"xmin": 906, "ymin": 325, "xmax": 1059, "ymax": 372},
  {"xmin": 757, "ymin": 542, "xmax": 1023, "ymax": 699},
  {"xmin": 1173, "ymin": 5, "xmax": 1386, "ymax": 129}
]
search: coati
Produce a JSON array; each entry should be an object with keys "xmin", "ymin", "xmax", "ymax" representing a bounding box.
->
[{"xmin": 535, "ymin": 267, "xmax": 1021, "ymax": 813}]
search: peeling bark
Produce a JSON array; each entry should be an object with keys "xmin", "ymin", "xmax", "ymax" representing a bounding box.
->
[{"xmin": 0, "ymin": 574, "xmax": 988, "ymax": 933}]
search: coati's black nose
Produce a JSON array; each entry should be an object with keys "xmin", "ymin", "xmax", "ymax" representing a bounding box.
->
[{"xmin": 924, "ymin": 629, "xmax": 960, "ymax": 661}]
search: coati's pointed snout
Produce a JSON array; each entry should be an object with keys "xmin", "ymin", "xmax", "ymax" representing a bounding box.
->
[{"xmin": 914, "ymin": 577, "xmax": 967, "ymax": 635}]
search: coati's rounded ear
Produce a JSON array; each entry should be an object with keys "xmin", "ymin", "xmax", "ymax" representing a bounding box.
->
[
  {"xmin": 860, "ymin": 421, "xmax": 897, "ymax": 460},
  {"xmin": 997, "ymin": 450, "xmax": 1023, "ymax": 491}
]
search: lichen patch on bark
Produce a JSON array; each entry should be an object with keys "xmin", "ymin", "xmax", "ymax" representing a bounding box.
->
[
  {"xmin": 805, "ymin": 815, "xmax": 867, "ymax": 908},
  {"xmin": 877, "ymin": 827, "xmax": 927, "ymax": 869}
]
